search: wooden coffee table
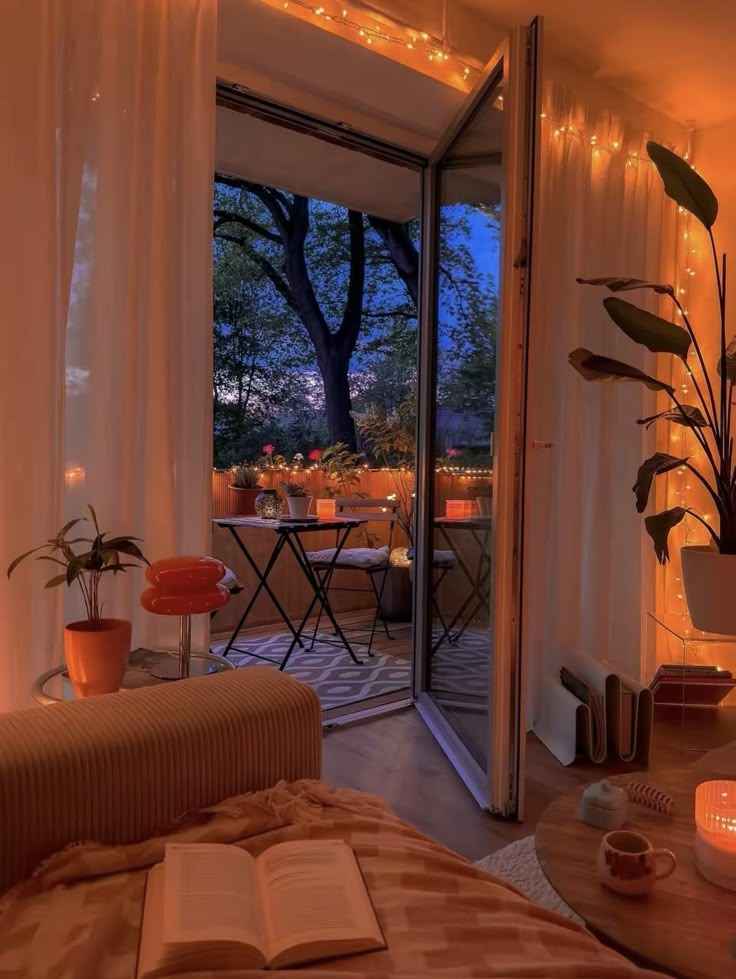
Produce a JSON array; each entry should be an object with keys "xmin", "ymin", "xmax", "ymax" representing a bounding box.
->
[{"xmin": 536, "ymin": 769, "xmax": 736, "ymax": 979}]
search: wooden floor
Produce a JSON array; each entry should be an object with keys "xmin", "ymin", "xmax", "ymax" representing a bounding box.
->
[{"xmin": 322, "ymin": 704, "xmax": 736, "ymax": 862}]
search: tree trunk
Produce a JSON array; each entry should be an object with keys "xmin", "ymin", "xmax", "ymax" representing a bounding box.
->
[
  {"xmin": 318, "ymin": 350, "xmax": 356, "ymax": 448},
  {"xmin": 367, "ymin": 216, "xmax": 419, "ymax": 305}
]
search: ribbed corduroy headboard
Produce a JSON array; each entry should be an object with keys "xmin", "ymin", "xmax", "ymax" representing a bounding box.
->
[{"xmin": 0, "ymin": 667, "xmax": 321, "ymax": 891}]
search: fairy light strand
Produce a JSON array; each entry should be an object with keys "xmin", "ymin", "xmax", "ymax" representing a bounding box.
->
[{"xmin": 268, "ymin": 0, "xmax": 479, "ymax": 83}]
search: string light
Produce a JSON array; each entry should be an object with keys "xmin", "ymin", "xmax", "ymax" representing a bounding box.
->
[{"xmin": 261, "ymin": 0, "xmax": 480, "ymax": 84}]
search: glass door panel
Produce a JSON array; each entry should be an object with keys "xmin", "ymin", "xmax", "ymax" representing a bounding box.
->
[{"xmin": 414, "ymin": 22, "xmax": 540, "ymax": 815}]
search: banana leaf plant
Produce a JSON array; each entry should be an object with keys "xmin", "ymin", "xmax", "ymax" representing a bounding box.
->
[
  {"xmin": 570, "ymin": 141, "xmax": 732, "ymax": 563},
  {"xmin": 7, "ymin": 504, "xmax": 149, "ymax": 626}
]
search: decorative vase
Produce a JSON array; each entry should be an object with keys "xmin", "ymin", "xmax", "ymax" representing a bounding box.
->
[
  {"xmin": 255, "ymin": 488, "xmax": 282, "ymax": 520},
  {"xmin": 64, "ymin": 618, "xmax": 131, "ymax": 698},
  {"xmin": 476, "ymin": 496, "xmax": 492, "ymax": 517},
  {"xmin": 681, "ymin": 546, "xmax": 736, "ymax": 634},
  {"xmin": 286, "ymin": 495, "xmax": 313, "ymax": 519},
  {"xmin": 228, "ymin": 485, "xmax": 262, "ymax": 516}
]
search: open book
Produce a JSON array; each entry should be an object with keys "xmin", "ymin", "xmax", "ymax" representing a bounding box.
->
[{"xmin": 136, "ymin": 840, "xmax": 385, "ymax": 977}]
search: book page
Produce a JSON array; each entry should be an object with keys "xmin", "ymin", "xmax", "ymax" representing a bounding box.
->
[
  {"xmin": 257, "ymin": 840, "xmax": 384, "ymax": 966},
  {"xmin": 163, "ymin": 843, "xmax": 263, "ymax": 950}
]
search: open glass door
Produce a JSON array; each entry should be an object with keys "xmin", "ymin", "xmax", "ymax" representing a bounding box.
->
[{"xmin": 413, "ymin": 21, "xmax": 541, "ymax": 815}]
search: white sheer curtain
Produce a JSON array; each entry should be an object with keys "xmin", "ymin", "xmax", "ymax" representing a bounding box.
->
[
  {"xmin": 0, "ymin": 0, "xmax": 216, "ymax": 710},
  {"xmin": 525, "ymin": 82, "xmax": 678, "ymax": 731}
]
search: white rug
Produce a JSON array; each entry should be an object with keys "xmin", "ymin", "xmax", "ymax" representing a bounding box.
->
[{"xmin": 475, "ymin": 835, "xmax": 583, "ymax": 925}]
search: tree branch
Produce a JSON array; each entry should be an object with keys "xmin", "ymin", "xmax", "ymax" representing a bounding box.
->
[
  {"xmin": 213, "ymin": 210, "xmax": 280, "ymax": 244},
  {"xmin": 338, "ymin": 210, "xmax": 365, "ymax": 356}
]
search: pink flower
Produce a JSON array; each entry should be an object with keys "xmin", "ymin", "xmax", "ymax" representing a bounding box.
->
[
  {"xmin": 446, "ymin": 447, "xmax": 459, "ymax": 458},
  {"xmin": 262, "ymin": 444, "xmax": 274, "ymax": 456},
  {"xmin": 308, "ymin": 448, "xmax": 322, "ymax": 461}
]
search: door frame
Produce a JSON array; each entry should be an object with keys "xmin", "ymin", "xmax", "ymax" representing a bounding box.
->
[{"xmin": 413, "ymin": 22, "xmax": 541, "ymax": 816}]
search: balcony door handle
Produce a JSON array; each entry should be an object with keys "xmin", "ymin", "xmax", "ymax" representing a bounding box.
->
[{"xmin": 531, "ymin": 440, "xmax": 554, "ymax": 449}]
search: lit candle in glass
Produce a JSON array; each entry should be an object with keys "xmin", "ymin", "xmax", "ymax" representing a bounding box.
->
[{"xmin": 694, "ymin": 780, "xmax": 736, "ymax": 890}]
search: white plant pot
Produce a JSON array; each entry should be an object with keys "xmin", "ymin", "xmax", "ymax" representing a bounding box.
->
[
  {"xmin": 286, "ymin": 495, "xmax": 312, "ymax": 519},
  {"xmin": 681, "ymin": 545, "xmax": 736, "ymax": 635}
]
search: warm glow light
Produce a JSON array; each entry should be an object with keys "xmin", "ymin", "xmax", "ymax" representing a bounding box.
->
[{"xmin": 695, "ymin": 781, "xmax": 736, "ymax": 890}]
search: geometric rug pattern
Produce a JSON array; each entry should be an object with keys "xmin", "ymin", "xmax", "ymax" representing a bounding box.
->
[
  {"xmin": 211, "ymin": 631, "xmax": 411, "ymax": 711},
  {"xmin": 430, "ymin": 628, "xmax": 491, "ymax": 698}
]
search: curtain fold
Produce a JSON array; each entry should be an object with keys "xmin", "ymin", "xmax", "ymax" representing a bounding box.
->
[
  {"xmin": 0, "ymin": 0, "xmax": 217, "ymax": 711},
  {"xmin": 525, "ymin": 81, "xmax": 679, "ymax": 731}
]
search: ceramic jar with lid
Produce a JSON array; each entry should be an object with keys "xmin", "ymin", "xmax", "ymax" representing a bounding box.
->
[{"xmin": 580, "ymin": 780, "xmax": 630, "ymax": 830}]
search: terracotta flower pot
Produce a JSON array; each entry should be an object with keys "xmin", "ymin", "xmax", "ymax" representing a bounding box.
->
[
  {"xmin": 228, "ymin": 485, "xmax": 262, "ymax": 516},
  {"xmin": 64, "ymin": 618, "xmax": 132, "ymax": 698}
]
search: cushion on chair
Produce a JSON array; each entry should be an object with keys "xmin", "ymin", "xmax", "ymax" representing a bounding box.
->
[
  {"xmin": 306, "ymin": 544, "xmax": 389, "ymax": 569},
  {"xmin": 406, "ymin": 547, "xmax": 457, "ymax": 568},
  {"xmin": 220, "ymin": 565, "xmax": 243, "ymax": 593}
]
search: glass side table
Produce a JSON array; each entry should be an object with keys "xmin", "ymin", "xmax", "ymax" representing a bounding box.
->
[
  {"xmin": 32, "ymin": 647, "xmax": 235, "ymax": 705},
  {"xmin": 647, "ymin": 613, "xmax": 736, "ymax": 708}
]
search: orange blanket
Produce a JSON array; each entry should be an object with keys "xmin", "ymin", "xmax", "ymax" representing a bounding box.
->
[{"xmin": 0, "ymin": 780, "xmax": 665, "ymax": 978}]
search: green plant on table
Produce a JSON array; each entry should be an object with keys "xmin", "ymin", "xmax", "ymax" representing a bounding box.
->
[
  {"xmin": 281, "ymin": 481, "xmax": 308, "ymax": 497},
  {"xmin": 230, "ymin": 463, "xmax": 261, "ymax": 489},
  {"xmin": 569, "ymin": 140, "xmax": 734, "ymax": 563},
  {"xmin": 7, "ymin": 504, "xmax": 149, "ymax": 626}
]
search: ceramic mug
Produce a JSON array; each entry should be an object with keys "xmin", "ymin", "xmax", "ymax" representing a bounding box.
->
[{"xmin": 597, "ymin": 830, "xmax": 676, "ymax": 896}]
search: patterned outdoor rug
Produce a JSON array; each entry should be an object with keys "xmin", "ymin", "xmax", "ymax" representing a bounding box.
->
[{"xmin": 211, "ymin": 632, "xmax": 412, "ymax": 711}]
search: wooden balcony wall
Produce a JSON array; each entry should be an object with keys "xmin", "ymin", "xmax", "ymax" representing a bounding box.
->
[{"xmin": 211, "ymin": 469, "xmax": 491, "ymax": 633}]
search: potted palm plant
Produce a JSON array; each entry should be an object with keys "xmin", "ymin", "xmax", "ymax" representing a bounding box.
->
[
  {"xmin": 8, "ymin": 505, "xmax": 149, "ymax": 696},
  {"xmin": 228, "ymin": 463, "xmax": 262, "ymax": 516},
  {"xmin": 570, "ymin": 140, "xmax": 734, "ymax": 633},
  {"xmin": 281, "ymin": 481, "xmax": 312, "ymax": 519}
]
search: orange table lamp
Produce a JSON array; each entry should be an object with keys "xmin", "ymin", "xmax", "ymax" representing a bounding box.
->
[
  {"xmin": 141, "ymin": 556, "xmax": 229, "ymax": 679},
  {"xmin": 694, "ymin": 779, "xmax": 736, "ymax": 890}
]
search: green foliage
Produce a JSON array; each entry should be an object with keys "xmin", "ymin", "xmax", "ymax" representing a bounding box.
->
[
  {"xmin": 281, "ymin": 481, "xmax": 308, "ymax": 497},
  {"xmin": 7, "ymin": 505, "xmax": 149, "ymax": 626},
  {"xmin": 230, "ymin": 464, "xmax": 261, "ymax": 489},
  {"xmin": 570, "ymin": 140, "xmax": 736, "ymax": 561},
  {"xmin": 320, "ymin": 443, "xmax": 365, "ymax": 499}
]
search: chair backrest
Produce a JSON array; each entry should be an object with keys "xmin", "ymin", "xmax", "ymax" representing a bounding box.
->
[{"xmin": 335, "ymin": 498, "xmax": 399, "ymax": 549}]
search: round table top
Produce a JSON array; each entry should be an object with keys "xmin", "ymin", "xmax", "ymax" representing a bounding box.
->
[
  {"xmin": 535, "ymin": 768, "xmax": 736, "ymax": 979},
  {"xmin": 32, "ymin": 647, "xmax": 235, "ymax": 705}
]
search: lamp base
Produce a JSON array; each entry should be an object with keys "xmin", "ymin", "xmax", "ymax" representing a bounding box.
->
[{"xmin": 694, "ymin": 830, "xmax": 736, "ymax": 891}]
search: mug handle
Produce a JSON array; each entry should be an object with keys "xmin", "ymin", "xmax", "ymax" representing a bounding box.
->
[{"xmin": 653, "ymin": 848, "xmax": 677, "ymax": 880}]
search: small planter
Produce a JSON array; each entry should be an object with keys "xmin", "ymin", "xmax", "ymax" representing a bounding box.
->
[
  {"xmin": 64, "ymin": 618, "xmax": 132, "ymax": 698},
  {"xmin": 228, "ymin": 485, "xmax": 263, "ymax": 516},
  {"xmin": 286, "ymin": 495, "xmax": 313, "ymax": 519},
  {"xmin": 378, "ymin": 566, "xmax": 412, "ymax": 622},
  {"xmin": 681, "ymin": 546, "xmax": 736, "ymax": 635}
]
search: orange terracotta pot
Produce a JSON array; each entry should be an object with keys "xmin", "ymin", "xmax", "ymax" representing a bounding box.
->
[{"xmin": 64, "ymin": 618, "xmax": 131, "ymax": 698}]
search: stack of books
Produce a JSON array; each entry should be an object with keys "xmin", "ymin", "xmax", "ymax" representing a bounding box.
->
[{"xmin": 649, "ymin": 664, "xmax": 736, "ymax": 707}]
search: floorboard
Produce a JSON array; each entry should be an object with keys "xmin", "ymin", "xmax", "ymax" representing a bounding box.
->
[{"xmin": 322, "ymin": 704, "xmax": 736, "ymax": 861}]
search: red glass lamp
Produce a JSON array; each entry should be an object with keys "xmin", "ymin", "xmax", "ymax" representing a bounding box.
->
[{"xmin": 141, "ymin": 556, "xmax": 229, "ymax": 678}]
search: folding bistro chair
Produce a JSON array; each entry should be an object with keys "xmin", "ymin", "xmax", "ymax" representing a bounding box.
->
[
  {"xmin": 406, "ymin": 545, "xmax": 458, "ymax": 654},
  {"xmin": 304, "ymin": 498, "xmax": 400, "ymax": 657}
]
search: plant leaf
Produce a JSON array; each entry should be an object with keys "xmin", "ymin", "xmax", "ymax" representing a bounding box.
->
[
  {"xmin": 717, "ymin": 336, "xmax": 736, "ymax": 382},
  {"xmin": 569, "ymin": 348, "xmax": 675, "ymax": 395},
  {"xmin": 637, "ymin": 405, "xmax": 709, "ymax": 430},
  {"xmin": 577, "ymin": 276, "xmax": 674, "ymax": 297},
  {"xmin": 66, "ymin": 558, "xmax": 84, "ymax": 586},
  {"xmin": 87, "ymin": 504, "xmax": 101, "ymax": 537},
  {"xmin": 55, "ymin": 518, "xmax": 85, "ymax": 540},
  {"xmin": 633, "ymin": 453, "xmax": 688, "ymax": 513},
  {"xmin": 44, "ymin": 573, "xmax": 68, "ymax": 589},
  {"xmin": 644, "ymin": 506, "xmax": 688, "ymax": 564},
  {"xmin": 104, "ymin": 539, "xmax": 147, "ymax": 561},
  {"xmin": 603, "ymin": 297, "xmax": 691, "ymax": 358},
  {"xmin": 647, "ymin": 141, "xmax": 718, "ymax": 229},
  {"xmin": 7, "ymin": 545, "xmax": 50, "ymax": 577}
]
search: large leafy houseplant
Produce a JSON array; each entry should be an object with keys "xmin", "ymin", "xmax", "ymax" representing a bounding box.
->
[{"xmin": 569, "ymin": 141, "xmax": 733, "ymax": 630}]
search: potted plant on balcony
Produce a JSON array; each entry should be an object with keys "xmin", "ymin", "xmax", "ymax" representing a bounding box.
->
[
  {"xmin": 569, "ymin": 140, "xmax": 735, "ymax": 633},
  {"xmin": 281, "ymin": 481, "xmax": 313, "ymax": 519},
  {"xmin": 316, "ymin": 443, "xmax": 365, "ymax": 518},
  {"xmin": 7, "ymin": 505, "xmax": 149, "ymax": 697},
  {"xmin": 229, "ymin": 463, "xmax": 263, "ymax": 516}
]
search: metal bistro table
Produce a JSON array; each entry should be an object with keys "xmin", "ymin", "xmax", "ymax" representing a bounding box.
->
[
  {"xmin": 214, "ymin": 516, "xmax": 366, "ymax": 670},
  {"xmin": 433, "ymin": 515, "xmax": 492, "ymax": 652}
]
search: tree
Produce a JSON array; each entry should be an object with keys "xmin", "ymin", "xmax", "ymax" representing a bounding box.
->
[{"xmin": 214, "ymin": 179, "xmax": 421, "ymax": 448}]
